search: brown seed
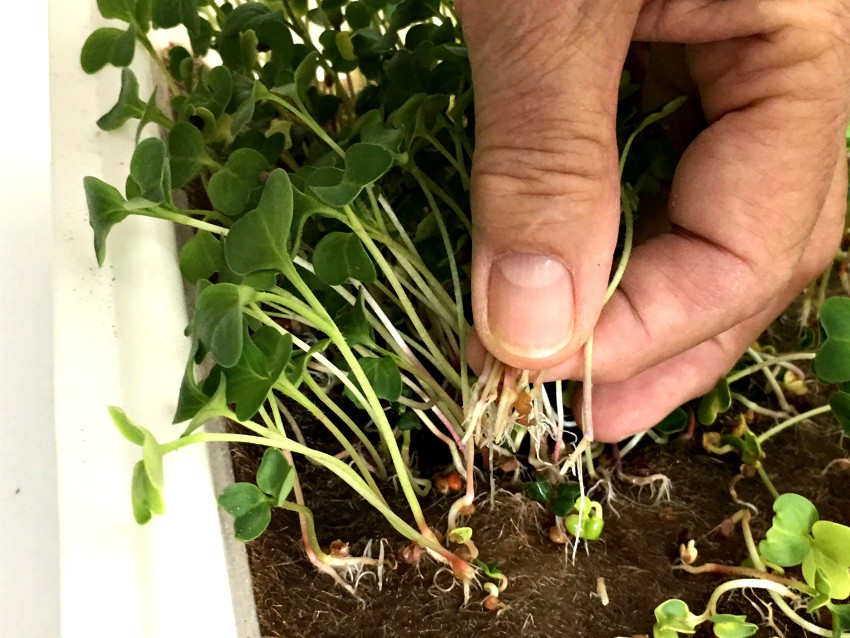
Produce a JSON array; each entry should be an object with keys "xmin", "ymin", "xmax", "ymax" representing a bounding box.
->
[
  {"xmin": 742, "ymin": 464, "xmax": 757, "ymax": 478},
  {"xmin": 398, "ymin": 542, "xmax": 424, "ymax": 565},
  {"xmin": 513, "ymin": 390, "xmax": 532, "ymax": 417},
  {"xmin": 516, "ymin": 414, "xmax": 530, "ymax": 427},
  {"xmin": 719, "ymin": 518, "xmax": 736, "ymax": 538},
  {"xmin": 499, "ymin": 458, "xmax": 518, "ymax": 473},
  {"xmin": 483, "ymin": 595, "xmax": 500, "ymax": 612},
  {"xmin": 658, "ymin": 506, "xmax": 676, "ymax": 523},
  {"xmin": 329, "ymin": 540, "xmax": 350, "ymax": 558},
  {"xmin": 459, "ymin": 503, "xmax": 476, "ymax": 516},
  {"xmin": 445, "ymin": 471, "xmax": 463, "ymax": 492},
  {"xmin": 548, "ymin": 525, "xmax": 568, "ymax": 544},
  {"xmin": 455, "ymin": 545, "xmax": 473, "ymax": 562},
  {"xmin": 634, "ymin": 460, "xmax": 654, "ymax": 477},
  {"xmin": 433, "ymin": 475, "xmax": 450, "ymax": 495}
]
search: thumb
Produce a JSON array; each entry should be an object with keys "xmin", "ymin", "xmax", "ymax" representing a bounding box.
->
[{"xmin": 462, "ymin": 1, "xmax": 638, "ymax": 370}]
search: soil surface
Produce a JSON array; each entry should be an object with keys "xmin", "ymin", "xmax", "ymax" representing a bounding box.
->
[{"xmin": 229, "ymin": 382, "xmax": 850, "ymax": 637}]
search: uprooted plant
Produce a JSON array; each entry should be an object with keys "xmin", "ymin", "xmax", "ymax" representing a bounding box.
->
[{"xmin": 81, "ymin": 0, "xmax": 850, "ymax": 629}]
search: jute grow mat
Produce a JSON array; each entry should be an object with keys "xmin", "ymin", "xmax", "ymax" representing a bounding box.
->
[{"xmin": 229, "ymin": 375, "xmax": 849, "ymax": 638}]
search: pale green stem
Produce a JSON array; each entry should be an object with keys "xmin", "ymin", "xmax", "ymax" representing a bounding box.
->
[
  {"xmin": 816, "ymin": 261, "xmax": 834, "ymax": 315},
  {"xmin": 345, "ymin": 209, "xmax": 461, "ymax": 388},
  {"xmin": 605, "ymin": 207, "xmax": 634, "ymax": 302},
  {"xmin": 161, "ymin": 431, "xmax": 462, "ymax": 566},
  {"xmin": 376, "ymin": 193, "xmax": 418, "ymax": 255},
  {"xmin": 421, "ymin": 131, "xmax": 469, "ymax": 188},
  {"xmin": 694, "ymin": 578, "xmax": 797, "ymax": 623},
  {"xmin": 280, "ymin": 260, "xmax": 433, "ymax": 535},
  {"xmin": 756, "ymin": 405, "xmax": 832, "ymax": 444},
  {"xmin": 726, "ymin": 353, "xmax": 816, "ymax": 384},
  {"xmin": 431, "ymin": 193, "xmax": 470, "ymax": 406},
  {"xmin": 277, "ymin": 379, "xmax": 387, "ymax": 502},
  {"xmin": 730, "ymin": 392, "xmax": 789, "ymax": 419},
  {"xmin": 265, "ymin": 94, "xmax": 345, "ymax": 158},
  {"xmin": 582, "ymin": 336, "xmax": 594, "ymax": 441},
  {"xmin": 301, "ymin": 373, "xmax": 388, "ymax": 480},
  {"xmin": 140, "ymin": 207, "xmax": 227, "ymax": 235},
  {"xmin": 756, "ymin": 463, "xmax": 780, "ymax": 500},
  {"xmin": 744, "ymin": 347, "xmax": 792, "ymax": 413},
  {"xmin": 412, "ymin": 170, "xmax": 472, "ymax": 234},
  {"xmin": 364, "ymin": 188, "xmax": 390, "ymax": 236}
]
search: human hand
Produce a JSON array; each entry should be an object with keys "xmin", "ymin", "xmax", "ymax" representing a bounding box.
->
[{"xmin": 460, "ymin": 0, "xmax": 850, "ymax": 442}]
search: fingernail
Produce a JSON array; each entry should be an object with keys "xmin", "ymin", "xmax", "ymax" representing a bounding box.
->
[{"xmin": 488, "ymin": 253, "xmax": 574, "ymax": 359}]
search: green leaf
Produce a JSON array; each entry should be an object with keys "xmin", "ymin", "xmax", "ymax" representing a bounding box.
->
[
  {"xmin": 179, "ymin": 231, "xmax": 225, "ymax": 284},
  {"xmin": 81, "ymin": 25, "xmax": 136, "ymax": 73},
  {"xmin": 207, "ymin": 148, "xmax": 269, "ymax": 217},
  {"xmin": 135, "ymin": 0, "xmax": 151, "ymax": 29},
  {"xmin": 526, "ymin": 479, "xmax": 552, "ymax": 503},
  {"xmin": 305, "ymin": 167, "xmax": 362, "ymax": 207},
  {"xmin": 759, "ymin": 493, "xmax": 818, "ymax": 567},
  {"xmin": 97, "ymin": 0, "xmax": 138, "ymax": 22},
  {"xmin": 231, "ymin": 82, "xmax": 258, "ymax": 136},
  {"xmin": 807, "ymin": 586, "xmax": 831, "ymax": 613},
  {"xmin": 107, "ymin": 406, "xmax": 145, "ymax": 446},
  {"xmin": 551, "ymin": 483, "xmax": 582, "ymax": 518},
  {"xmin": 448, "ymin": 527, "xmax": 472, "ymax": 544},
  {"xmin": 97, "ymin": 68, "xmax": 145, "ymax": 130},
  {"xmin": 217, "ymin": 483, "xmax": 272, "ymax": 542},
  {"xmin": 358, "ymin": 356, "xmax": 402, "ymax": 401},
  {"xmin": 475, "ymin": 559, "xmax": 502, "ymax": 579},
  {"xmin": 397, "ymin": 411, "xmax": 422, "ymax": 431},
  {"xmin": 173, "ymin": 344, "xmax": 213, "ymax": 424},
  {"xmin": 151, "ymin": 0, "xmax": 198, "ymax": 31},
  {"xmin": 312, "ymin": 232, "xmax": 376, "ymax": 285},
  {"xmin": 192, "ymin": 283, "xmax": 256, "ymax": 367},
  {"xmin": 130, "ymin": 137, "xmax": 171, "ymax": 203},
  {"xmin": 698, "ymin": 378, "xmax": 732, "ymax": 425},
  {"xmin": 831, "ymin": 604, "xmax": 850, "ymax": 636},
  {"xmin": 335, "ymin": 31, "xmax": 357, "ymax": 61},
  {"xmin": 256, "ymin": 448, "xmax": 295, "ymax": 507},
  {"xmin": 655, "ymin": 407, "xmax": 688, "ymax": 436},
  {"xmin": 131, "ymin": 460, "xmax": 163, "ymax": 524},
  {"xmin": 286, "ymin": 338, "xmax": 330, "ymax": 387},
  {"xmin": 361, "ymin": 119, "xmax": 403, "ymax": 154},
  {"xmin": 84, "ymin": 176, "xmax": 129, "ymax": 266},
  {"xmin": 334, "ymin": 295, "xmax": 373, "ymax": 346},
  {"xmin": 829, "ymin": 391, "xmax": 850, "ymax": 435},
  {"xmin": 806, "ymin": 521, "xmax": 850, "ymax": 599},
  {"xmin": 346, "ymin": 1, "xmax": 372, "ymax": 29},
  {"xmin": 653, "ymin": 599, "xmax": 698, "ymax": 636},
  {"xmin": 142, "ymin": 428, "xmax": 164, "ymax": 489},
  {"xmin": 707, "ymin": 614, "xmax": 758, "ymax": 638},
  {"xmin": 224, "ymin": 169, "xmax": 294, "ymax": 274},
  {"xmin": 180, "ymin": 373, "xmax": 231, "ymax": 436},
  {"xmin": 343, "ymin": 143, "xmax": 393, "ymax": 186},
  {"xmin": 815, "ymin": 297, "xmax": 850, "ymax": 383},
  {"xmin": 226, "ymin": 328, "xmax": 292, "ymax": 420},
  {"xmin": 135, "ymin": 88, "xmax": 168, "ymax": 142},
  {"xmin": 804, "ymin": 548, "xmax": 850, "ymax": 601},
  {"xmin": 168, "ymin": 122, "xmax": 208, "ymax": 188},
  {"xmin": 217, "ymin": 482, "xmax": 269, "ymax": 516},
  {"xmin": 294, "ymin": 51, "xmax": 320, "ymax": 103}
]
